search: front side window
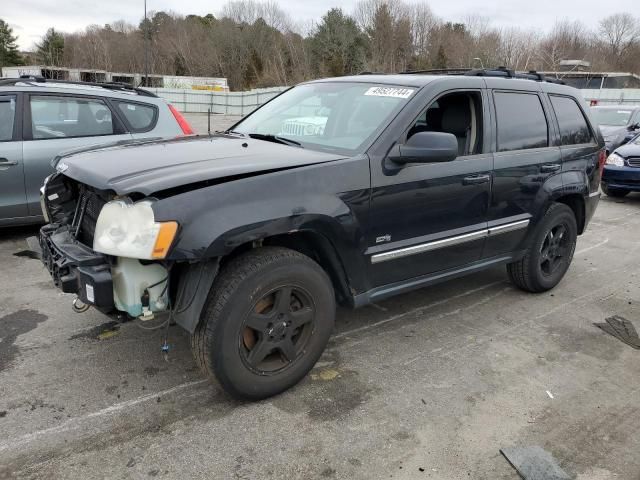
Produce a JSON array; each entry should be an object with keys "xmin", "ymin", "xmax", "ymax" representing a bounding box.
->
[
  {"xmin": 550, "ymin": 95, "xmax": 593, "ymax": 146},
  {"xmin": 30, "ymin": 96, "xmax": 114, "ymax": 139},
  {"xmin": 0, "ymin": 96, "xmax": 16, "ymax": 142},
  {"xmin": 407, "ymin": 91, "xmax": 484, "ymax": 157},
  {"xmin": 494, "ymin": 91, "xmax": 548, "ymax": 152},
  {"xmin": 232, "ymin": 83, "xmax": 416, "ymax": 154}
]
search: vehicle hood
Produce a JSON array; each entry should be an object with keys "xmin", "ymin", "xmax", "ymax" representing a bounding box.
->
[
  {"xmin": 613, "ymin": 142, "xmax": 640, "ymax": 159},
  {"xmin": 599, "ymin": 125, "xmax": 627, "ymax": 139},
  {"xmin": 56, "ymin": 135, "xmax": 346, "ymax": 195}
]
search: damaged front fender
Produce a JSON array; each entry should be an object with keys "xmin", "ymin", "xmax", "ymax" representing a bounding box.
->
[{"xmin": 172, "ymin": 259, "xmax": 220, "ymax": 333}]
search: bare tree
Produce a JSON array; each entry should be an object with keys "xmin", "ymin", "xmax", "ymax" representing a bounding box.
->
[{"xmin": 599, "ymin": 14, "xmax": 639, "ymax": 69}]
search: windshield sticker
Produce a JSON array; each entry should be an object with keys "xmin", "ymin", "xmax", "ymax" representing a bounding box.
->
[{"xmin": 364, "ymin": 87, "xmax": 415, "ymax": 99}]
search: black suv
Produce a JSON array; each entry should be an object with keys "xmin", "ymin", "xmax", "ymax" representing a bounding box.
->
[{"xmin": 38, "ymin": 69, "xmax": 604, "ymax": 400}]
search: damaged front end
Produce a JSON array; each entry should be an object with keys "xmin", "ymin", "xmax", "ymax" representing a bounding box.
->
[{"xmin": 38, "ymin": 174, "xmax": 178, "ymax": 321}]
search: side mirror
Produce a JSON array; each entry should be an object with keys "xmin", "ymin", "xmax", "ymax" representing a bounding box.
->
[
  {"xmin": 627, "ymin": 123, "xmax": 640, "ymax": 132},
  {"xmin": 389, "ymin": 131, "xmax": 459, "ymax": 165}
]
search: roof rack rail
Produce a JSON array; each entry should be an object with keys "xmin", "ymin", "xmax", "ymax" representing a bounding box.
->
[
  {"xmin": 358, "ymin": 71, "xmax": 386, "ymax": 75},
  {"xmin": 0, "ymin": 77, "xmax": 158, "ymax": 97},
  {"xmin": 400, "ymin": 66, "xmax": 566, "ymax": 85},
  {"xmin": 400, "ymin": 68, "xmax": 468, "ymax": 75}
]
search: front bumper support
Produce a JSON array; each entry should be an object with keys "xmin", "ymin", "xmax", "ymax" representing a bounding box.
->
[{"xmin": 39, "ymin": 224, "xmax": 114, "ymax": 311}]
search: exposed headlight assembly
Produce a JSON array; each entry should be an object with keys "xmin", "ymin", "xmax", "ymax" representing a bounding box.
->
[
  {"xmin": 93, "ymin": 199, "xmax": 178, "ymax": 259},
  {"xmin": 605, "ymin": 153, "xmax": 625, "ymax": 167}
]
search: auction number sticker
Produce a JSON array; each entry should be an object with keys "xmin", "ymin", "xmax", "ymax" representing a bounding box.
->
[{"xmin": 364, "ymin": 86, "xmax": 415, "ymax": 99}]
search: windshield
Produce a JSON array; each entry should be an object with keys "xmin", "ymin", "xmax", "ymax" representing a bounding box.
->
[
  {"xmin": 591, "ymin": 108, "xmax": 633, "ymax": 127},
  {"xmin": 232, "ymin": 82, "xmax": 416, "ymax": 154}
]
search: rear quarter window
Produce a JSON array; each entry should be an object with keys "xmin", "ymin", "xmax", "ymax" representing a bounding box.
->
[
  {"xmin": 114, "ymin": 101, "xmax": 158, "ymax": 132},
  {"xmin": 550, "ymin": 95, "xmax": 593, "ymax": 145},
  {"xmin": 494, "ymin": 91, "xmax": 549, "ymax": 152}
]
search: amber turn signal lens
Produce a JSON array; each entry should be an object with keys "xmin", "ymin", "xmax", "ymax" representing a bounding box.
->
[{"xmin": 152, "ymin": 221, "xmax": 178, "ymax": 259}]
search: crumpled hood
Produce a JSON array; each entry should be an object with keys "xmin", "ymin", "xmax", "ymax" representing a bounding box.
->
[{"xmin": 57, "ymin": 135, "xmax": 345, "ymax": 195}]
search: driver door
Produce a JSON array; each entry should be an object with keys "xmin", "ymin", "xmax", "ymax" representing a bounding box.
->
[{"xmin": 366, "ymin": 88, "xmax": 493, "ymax": 288}]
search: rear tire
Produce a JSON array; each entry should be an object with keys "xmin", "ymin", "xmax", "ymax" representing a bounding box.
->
[
  {"xmin": 601, "ymin": 183, "xmax": 629, "ymax": 198},
  {"xmin": 507, "ymin": 203, "xmax": 577, "ymax": 293},
  {"xmin": 191, "ymin": 247, "xmax": 335, "ymax": 400}
]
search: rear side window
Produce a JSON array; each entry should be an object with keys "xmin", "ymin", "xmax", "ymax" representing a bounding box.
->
[
  {"xmin": 30, "ymin": 96, "xmax": 114, "ymax": 139},
  {"xmin": 494, "ymin": 91, "xmax": 548, "ymax": 152},
  {"xmin": 115, "ymin": 101, "xmax": 157, "ymax": 132},
  {"xmin": 550, "ymin": 95, "xmax": 593, "ymax": 145},
  {"xmin": 0, "ymin": 96, "xmax": 16, "ymax": 141}
]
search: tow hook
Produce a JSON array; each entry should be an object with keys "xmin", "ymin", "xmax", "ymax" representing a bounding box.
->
[{"xmin": 72, "ymin": 296, "xmax": 91, "ymax": 313}]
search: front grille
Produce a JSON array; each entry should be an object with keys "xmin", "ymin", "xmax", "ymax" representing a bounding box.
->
[{"xmin": 627, "ymin": 157, "xmax": 640, "ymax": 168}]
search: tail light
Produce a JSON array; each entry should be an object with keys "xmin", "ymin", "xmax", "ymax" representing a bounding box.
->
[
  {"xmin": 168, "ymin": 104, "xmax": 194, "ymax": 135},
  {"xmin": 590, "ymin": 100, "xmax": 598, "ymax": 107},
  {"xmin": 598, "ymin": 150, "xmax": 606, "ymax": 172}
]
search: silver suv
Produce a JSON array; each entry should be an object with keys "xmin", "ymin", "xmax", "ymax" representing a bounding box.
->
[{"xmin": 0, "ymin": 77, "xmax": 194, "ymax": 226}]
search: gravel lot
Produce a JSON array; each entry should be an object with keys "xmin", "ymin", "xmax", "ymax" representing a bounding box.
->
[{"xmin": 0, "ymin": 129, "xmax": 639, "ymax": 478}]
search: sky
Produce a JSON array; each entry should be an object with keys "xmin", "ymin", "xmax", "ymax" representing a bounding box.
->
[{"xmin": 1, "ymin": 0, "xmax": 635, "ymax": 51}]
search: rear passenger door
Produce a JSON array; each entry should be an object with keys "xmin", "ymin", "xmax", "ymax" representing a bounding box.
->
[
  {"xmin": 22, "ymin": 94, "xmax": 132, "ymax": 216},
  {"xmin": 483, "ymin": 85, "xmax": 562, "ymax": 258},
  {"xmin": 0, "ymin": 93, "xmax": 28, "ymax": 221},
  {"xmin": 548, "ymin": 94, "xmax": 600, "ymax": 194}
]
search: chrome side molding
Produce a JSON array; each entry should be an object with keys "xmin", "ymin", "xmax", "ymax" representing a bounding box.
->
[{"xmin": 371, "ymin": 219, "xmax": 529, "ymax": 264}]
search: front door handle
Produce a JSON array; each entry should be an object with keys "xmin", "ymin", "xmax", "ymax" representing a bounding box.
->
[
  {"xmin": 0, "ymin": 157, "xmax": 18, "ymax": 166},
  {"xmin": 462, "ymin": 174, "xmax": 490, "ymax": 185},
  {"xmin": 541, "ymin": 164, "xmax": 561, "ymax": 173}
]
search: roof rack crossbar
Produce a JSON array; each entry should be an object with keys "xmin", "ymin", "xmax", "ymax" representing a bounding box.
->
[{"xmin": 0, "ymin": 77, "xmax": 158, "ymax": 97}]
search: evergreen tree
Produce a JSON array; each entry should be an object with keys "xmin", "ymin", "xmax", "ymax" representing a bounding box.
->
[
  {"xmin": 0, "ymin": 19, "xmax": 23, "ymax": 67},
  {"xmin": 36, "ymin": 28, "xmax": 64, "ymax": 65},
  {"xmin": 310, "ymin": 9, "xmax": 367, "ymax": 77},
  {"xmin": 435, "ymin": 44, "xmax": 447, "ymax": 69}
]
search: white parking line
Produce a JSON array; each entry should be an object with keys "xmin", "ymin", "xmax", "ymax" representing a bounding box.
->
[
  {"xmin": 576, "ymin": 238, "xmax": 609, "ymax": 255},
  {"xmin": 0, "ymin": 379, "xmax": 209, "ymax": 453}
]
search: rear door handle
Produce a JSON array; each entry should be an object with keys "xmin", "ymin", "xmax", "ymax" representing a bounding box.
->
[
  {"xmin": 541, "ymin": 164, "xmax": 561, "ymax": 173},
  {"xmin": 0, "ymin": 157, "xmax": 18, "ymax": 166},
  {"xmin": 462, "ymin": 174, "xmax": 490, "ymax": 185}
]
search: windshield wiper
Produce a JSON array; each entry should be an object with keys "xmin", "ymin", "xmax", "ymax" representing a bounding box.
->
[{"xmin": 247, "ymin": 133, "xmax": 303, "ymax": 148}]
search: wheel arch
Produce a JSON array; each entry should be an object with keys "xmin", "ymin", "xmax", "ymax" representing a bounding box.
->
[
  {"xmin": 554, "ymin": 193, "xmax": 586, "ymax": 234},
  {"xmin": 221, "ymin": 230, "xmax": 355, "ymax": 307}
]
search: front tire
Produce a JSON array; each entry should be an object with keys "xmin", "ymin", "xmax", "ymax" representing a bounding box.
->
[
  {"xmin": 507, "ymin": 203, "xmax": 577, "ymax": 293},
  {"xmin": 601, "ymin": 183, "xmax": 629, "ymax": 198},
  {"xmin": 192, "ymin": 247, "xmax": 335, "ymax": 400}
]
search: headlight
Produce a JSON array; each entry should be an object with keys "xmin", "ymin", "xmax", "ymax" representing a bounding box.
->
[
  {"xmin": 93, "ymin": 199, "xmax": 178, "ymax": 259},
  {"xmin": 605, "ymin": 153, "xmax": 625, "ymax": 167}
]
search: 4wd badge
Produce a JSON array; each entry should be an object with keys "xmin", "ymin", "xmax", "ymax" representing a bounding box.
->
[{"xmin": 376, "ymin": 234, "xmax": 391, "ymax": 244}]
